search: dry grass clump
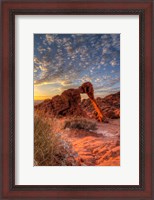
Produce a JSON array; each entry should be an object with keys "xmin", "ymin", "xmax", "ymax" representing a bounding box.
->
[
  {"xmin": 63, "ymin": 117, "xmax": 97, "ymax": 131},
  {"xmin": 34, "ymin": 116, "xmax": 77, "ymax": 166}
]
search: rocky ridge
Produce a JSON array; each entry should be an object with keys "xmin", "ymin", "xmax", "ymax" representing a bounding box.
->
[
  {"xmin": 81, "ymin": 91, "xmax": 120, "ymax": 120},
  {"xmin": 35, "ymin": 86, "xmax": 120, "ymax": 120}
]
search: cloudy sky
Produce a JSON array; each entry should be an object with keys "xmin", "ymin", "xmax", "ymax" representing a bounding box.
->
[{"xmin": 34, "ymin": 34, "xmax": 120, "ymax": 100}]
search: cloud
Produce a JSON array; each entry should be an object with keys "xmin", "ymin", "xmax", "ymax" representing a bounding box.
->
[
  {"xmin": 61, "ymin": 80, "xmax": 73, "ymax": 86},
  {"xmin": 34, "ymin": 34, "xmax": 120, "ymax": 97},
  {"xmin": 37, "ymin": 46, "xmax": 46, "ymax": 54},
  {"xmin": 110, "ymin": 60, "xmax": 118, "ymax": 67},
  {"xmin": 47, "ymin": 47, "xmax": 51, "ymax": 52},
  {"xmin": 46, "ymin": 34, "xmax": 54, "ymax": 45},
  {"xmin": 39, "ymin": 65, "xmax": 48, "ymax": 72},
  {"xmin": 34, "ymin": 57, "xmax": 42, "ymax": 65}
]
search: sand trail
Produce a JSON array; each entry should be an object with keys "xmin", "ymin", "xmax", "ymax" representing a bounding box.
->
[{"xmin": 60, "ymin": 119, "xmax": 120, "ymax": 166}]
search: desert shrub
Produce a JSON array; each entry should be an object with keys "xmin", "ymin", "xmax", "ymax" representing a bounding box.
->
[
  {"xmin": 63, "ymin": 117, "xmax": 97, "ymax": 131},
  {"xmin": 34, "ymin": 116, "xmax": 77, "ymax": 166}
]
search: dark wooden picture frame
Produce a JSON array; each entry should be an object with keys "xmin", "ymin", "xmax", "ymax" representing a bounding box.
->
[{"xmin": 0, "ymin": 0, "xmax": 153, "ymax": 199}]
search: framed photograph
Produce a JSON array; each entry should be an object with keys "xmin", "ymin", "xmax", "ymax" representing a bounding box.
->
[{"xmin": 1, "ymin": 0, "xmax": 153, "ymax": 199}]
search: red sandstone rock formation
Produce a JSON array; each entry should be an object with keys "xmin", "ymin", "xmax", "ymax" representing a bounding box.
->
[
  {"xmin": 79, "ymin": 82, "xmax": 105, "ymax": 122},
  {"xmin": 35, "ymin": 82, "xmax": 120, "ymax": 122},
  {"xmin": 52, "ymin": 89, "xmax": 83, "ymax": 117},
  {"xmin": 35, "ymin": 88, "xmax": 84, "ymax": 117},
  {"xmin": 81, "ymin": 91, "xmax": 120, "ymax": 120}
]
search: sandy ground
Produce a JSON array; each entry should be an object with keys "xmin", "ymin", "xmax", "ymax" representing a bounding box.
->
[{"xmin": 60, "ymin": 119, "xmax": 120, "ymax": 166}]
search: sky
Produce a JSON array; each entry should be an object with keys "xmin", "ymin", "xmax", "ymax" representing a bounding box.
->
[{"xmin": 34, "ymin": 34, "xmax": 120, "ymax": 100}]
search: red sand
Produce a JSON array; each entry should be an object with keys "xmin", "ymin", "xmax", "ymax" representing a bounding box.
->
[{"xmin": 60, "ymin": 119, "xmax": 120, "ymax": 166}]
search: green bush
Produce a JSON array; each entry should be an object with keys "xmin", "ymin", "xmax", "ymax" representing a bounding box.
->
[{"xmin": 63, "ymin": 117, "xmax": 97, "ymax": 131}]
